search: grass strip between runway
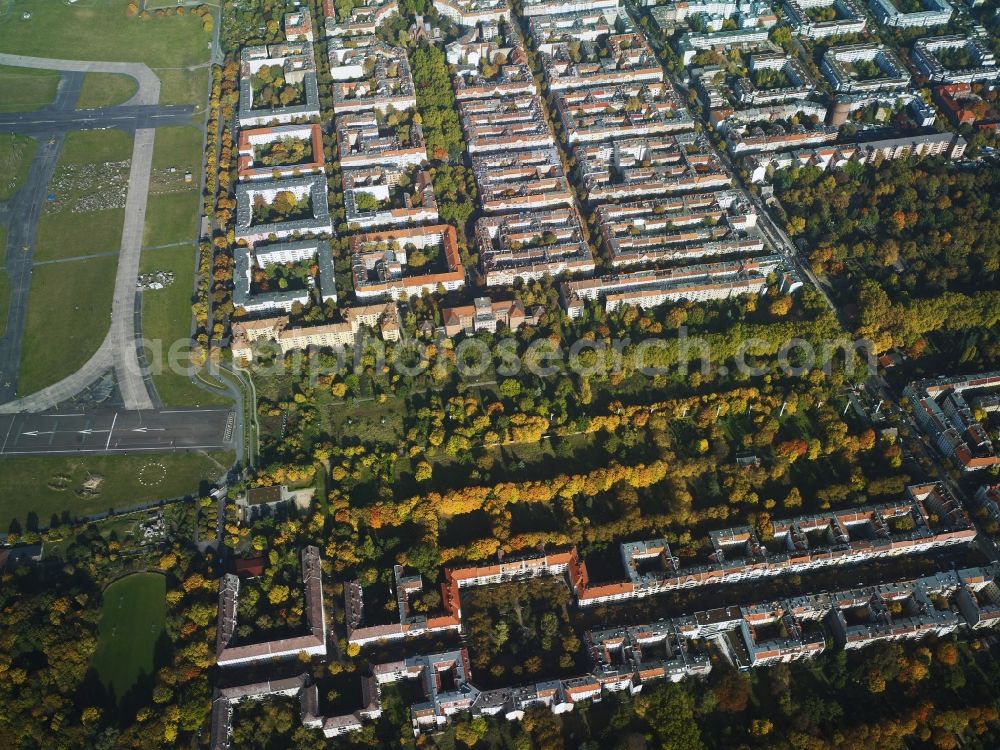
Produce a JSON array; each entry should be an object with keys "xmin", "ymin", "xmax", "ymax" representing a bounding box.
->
[{"xmin": 0, "ymin": 450, "xmax": 234, "ymax": 531}]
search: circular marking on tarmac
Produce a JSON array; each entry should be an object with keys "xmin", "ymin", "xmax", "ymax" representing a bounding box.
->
[{"xmin": 138, "ymin": 462, "xmax": 167, "ymax": 487}]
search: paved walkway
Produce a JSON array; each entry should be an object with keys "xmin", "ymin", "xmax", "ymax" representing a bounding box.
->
[
  {"xmin": 0, "ymin": 54, "xmax": 160, "ymax": 105},
  {"xmin": 0, "ymin": 55, "xmax": 164, "ymax": 413}
]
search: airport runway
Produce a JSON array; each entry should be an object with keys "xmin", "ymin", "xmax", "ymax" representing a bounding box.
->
[{"xmin": 0, "ymin": 408, "xmax": 235, "ymax": 456}]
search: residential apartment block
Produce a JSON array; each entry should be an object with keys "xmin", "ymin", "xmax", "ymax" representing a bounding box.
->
[
  {"xmin": 374, "ymin": 650, "xmax": 479, "ymax": 734},
  {"xmin": 230, "ymin": 303, "xmax": 402, "ymax": 362},
  {"xmin": 905, "ymin": 372, "xmax": 1000, "ymax": 471},
  {"xmin": 215, "ymin": 531, "xmax": 1000, "ymax": 745},
  {"xmin": 330, "ymin": 40, "xmax": 417, "ymax": 113},
  {"xmin": 323, "ymin": 0, "xmax": 399, "ymax": 38},
  {"xmin": 447, "ymin": 20, "xmax": 535, "ymax": 100},
  {"xmin": 911, "ymin": 35, "xmax": 999, "ymax": 84},
  {"xmin": 673, "ymin": 26, "xmax": 773, "ymax": 65},
  {"xmin": 216, "ymin": 546, "xmax": 327, "ymax": 667},
  {"xmin": 345, "ymin": 565, "xmax": 463, "ymax": 646},
  {"xmin": 782, "ymin": 0, "xmax": 867, "ymax": 39},
  {"xmin": 574, "ymin": 133, "xmax": 731, "ymax": 203},
  {"xmin": 651, "ymin": 0, "xmax": 776, "ymax": 31},
  {"xmin": 342, "ymin": 166, "xmax": 438, "ymax": 229},
  {"xmin": 211, "ymin": 674, "xmax": 324, "ymax": 750},
  {"xmin": 458, "ymin": 94, "xmax": 555, "ymax": 152},
  {"xmin": 237, "ymin": 123, "xmax": 325, "ymax": 181},
  {"xmin": 554, "ymin": 82, "xmax": 694, "ymax": 143},
  {"xmin": 934, "ymin": 82, "xmax": 999, "ymax": 128},
  {"xmin": 851, "ymin": 131, "xmax": 967, "ymax": 162},
  {"xmin": 868, "ymin": 0, "xmax": 952, "ymax": 28},
  {"xmin": 956, "ymin": 565, "xmax": 1000, "ymax": 629},
  {"xmin": 335, "ymin": 111, "xmax": 427, "ymax": 170},
  {"xmin": 442, "ymin": 297, "xmax": 543, "ymax": 336},
  {"xmin": 528, "ymin": 9, "xmax": 619, "ymax": 48},
  {"xmin": 588, "ymin": 621, "xmax": 712, "ymax": 690},
  {"xmin": 825, "ymin": 573, "xmax": 964, "ymax": 647},
  {"xmin": 433, "ymin": 0, "xmax": 511, "ymax": 25},
  {"xmin": 568, "ymin": 484, "xmax": 974, "ymax": 604},
  {"xmin": 238, "ymin": 43, "xmax": 321, "ymax": 127},
  {"xmin": 519, "ymin": 0, "xmax": 620, "ymax": 17},
  {"xmin": 349, "ymin": 224, "xmax": 465, "ymax": 300},
  {"xmin": 540, "ymin": 33, "xmax": 662, "ymax": 91},
  {"xmin": 821, "ymin": 44, "xmax": 911, "ymax": 94},
  {"xmin": 561, "ymin": 256, "xmax": 785, "ymax": 317},
  {"xmin": 235, "ymin": 175, "xmax": 333, "ymax": 246},
  {"xmin": 732, "ymin": 52, "xmax": 815, "ymax": 106},
  {"xmin": 475, "ymin": 207, "xmax": 594, "ymax": 286},
  {"xmin": 234, "ymin": 240, "xmax": 337, "ymax": 314},
  {"xmin": 594, "ymin": 190, "xmax": 763, "ymax": 268},
  {"xmin": 723, "ymin": 117, "xmax": 839, "ymax": 155},
  {"xmin": 471, "ymin": 147, "xmax": 574, "ymax": 213},
  {"xmin": 284, "ymin": 9, "xmax": 315, "ymax": 41},
  {"xmin": 743, "ymin": 130, "xmax": 967, "ymax": 182}
]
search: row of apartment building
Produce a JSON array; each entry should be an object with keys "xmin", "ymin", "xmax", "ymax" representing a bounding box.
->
[
  {"xmin": 343, "ymin": 482, "xmax": 974, "ymax": 649},
  {"xmin": 905, "ymin": 371, "xmax": 1000, "ymax": 472},
  {"xmin": 742, "ymin": 130, "xmax": 968, "ymax": 183},
  {"xmin": 213, "ymin": 555, "xmax": 1000, "ymax": 746}
]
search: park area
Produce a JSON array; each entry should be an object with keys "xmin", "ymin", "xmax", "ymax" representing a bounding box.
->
[{"xmin": 90, "ymin": 572, "xmax": 167, "ymax": 704}]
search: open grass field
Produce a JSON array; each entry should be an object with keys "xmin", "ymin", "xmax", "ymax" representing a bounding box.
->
[
  {"xmin": 0, "ymin": 0, "xmax": 211, "ymax": 68},
  {"xmin": 0, "ymin": 450, "xmax": 234, "ymax": 530},
  {"xmin": 0, "ymin": 64, "xmax": 58, "ymax": 112},
  {"xmin": 140, "ymin": 245, "xmax": 231, "ymax": 407},
  {"xmin": 17, "ymin": 255, "xmax": 116, "ymax": 394},
  {"xmin": 60, "ymin": 128, "xmax": 133, "ymax": 164},
  {"xmin": 91, "ymin": 573, "xmax": 166, "ymax": 703},
  {"xmin": 0, "ymin": 133, "xmax": 37, "ymax": 200},
  {"xmin": 145, "ymin": 125, "xmax": 202, "ymax": 247},
  {"xmin": 35, "ymin": 209, "xmax": 125, "ymax": 261},
  {"xmin": 75, "ymin": 71, "xmax": 138, "ymax": 109},
  {"xmin": 151, "ymin": 125, "xmax": 202, "ymax": 173},
  {"xmin": 34, "ymin": 128, "xmax": 131, "ymax": 261},
  {"xmin": 153, "ymin": 66, "xmax": 208, "ymax": 108},
  {"xmin": 143, "ymin": 193, "xmax": 199, "ymax": 247}
]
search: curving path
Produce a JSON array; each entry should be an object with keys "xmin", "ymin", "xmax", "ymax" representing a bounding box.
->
[
  {"xmin": 0, "ymin": 54, "xmax": 162, "ymax": 413},
  {"xmin": 0, "ymin": 54, "xmax": 160, "ymax": 105}
]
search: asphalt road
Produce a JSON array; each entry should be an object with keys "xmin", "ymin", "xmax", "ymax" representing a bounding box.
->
[
  {"xmin": 0, "ymin": 104, "xmax": 195, "ymax": 136},
  {"xmin": 0, "ymin": 72, "xmax": 82, "ymax": 401},
  {"xmin": 0, "ymin": 408, "xmax": 235, "ymax": 456}
]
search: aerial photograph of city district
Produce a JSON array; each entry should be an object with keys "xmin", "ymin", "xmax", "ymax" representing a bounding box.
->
[{"xmin": 3, "ymin": 0, "xmax": 1000, "ymax": 748}]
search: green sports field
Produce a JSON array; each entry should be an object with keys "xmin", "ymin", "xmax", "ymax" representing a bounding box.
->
[{"xmin": 91, "ymin": 572, "xmax": 166, "ymax": 702}]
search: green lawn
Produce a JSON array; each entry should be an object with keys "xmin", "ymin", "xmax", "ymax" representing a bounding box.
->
[
  {"xmin": 0, "ymin": 64, "xmax": 59, "ymax": 112},
  {"xmin": 0, "ymin": 451, "xmax": 235, "ymax": 530},
  {"xmin": 76, "ymin": 72, "xmax": 138, "ymax": 109},
  {"xmin": 60, "ymin": 128, "xmax": 133, "ymax": 164},
  {"xmin": 151, "ymin": 125, "xmax": 203, "ymax": 172},
  {"xmin": 141, "ymin": 245, "xmax": 231, "ymax": 407},
  {"xmin": 0, "ymin": 1, "xmax": 211, "ymax": 68},
  {"xmin": 0, "ymin": 133, "xmax": 38, "ymax": 200},
  {"xmin": 35, "ymin": 209, "xmax": 125, "ymax": 261},
  {"xmin": 35, "ymin": 129, "xmax": 132, "ymax": 261},
  {"xmin": 145, "ymin": 125, "xmax": 202, "ymax": 247},
  {"xmin": 18, "ymin": 255, "xmax": 116, "ymax": 395},
  {"xmin": 91, "ymin": 573, "xmax": 166, "ymax": 703},
  {"xmin": 144, "ymin": 193, "xmax": 199, "ymax": 247},
  {"xmin": 154, "ymin": 66, "xmax": 209, "ymax": 107}
]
